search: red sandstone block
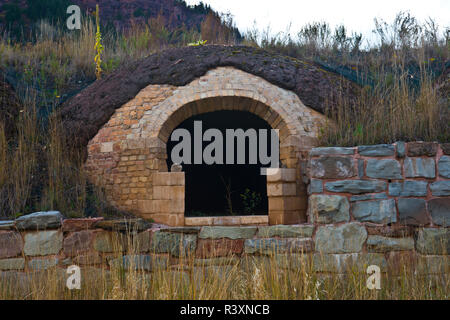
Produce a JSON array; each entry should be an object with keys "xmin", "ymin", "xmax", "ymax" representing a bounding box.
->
[
  {"xmin": 387, "ymin": 251, "xmax": 417, "ymax": 275},
  {"xmin": 0, "ymin": 231, "xmax": 23, "ymax": 259},
  {"xmin": 63, "ymin": 230, "xmax": 96, "ymax": 257},
  {"xmin": 196, "ymin": 239, "xmax": 245, "ymax": 258},
  {"xmin": 365, "ymin": 224, "xmax": 414, "ymax": 238},
  {"xmin": 62, "ymin": 218, "xmax": 104, "ymax": 232}
]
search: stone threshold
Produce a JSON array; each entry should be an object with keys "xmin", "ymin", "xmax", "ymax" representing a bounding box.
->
[{"xmin": 185, "ymin": 215, "xmax": 268, "ymax": 226}]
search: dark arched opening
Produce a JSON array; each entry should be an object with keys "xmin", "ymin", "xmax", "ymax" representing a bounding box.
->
[{"xmin": 166, "ymin": 110, "xmax": 275, "ymax": 217}]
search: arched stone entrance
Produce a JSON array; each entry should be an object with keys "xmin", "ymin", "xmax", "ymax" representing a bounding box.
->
[
  {"xmin": 84, "ymin": 67, "xmax": 327, "ymax": 226},
  {"xmin": 166, "ymin": 110, "xmax": 272, "ymax": 218}
]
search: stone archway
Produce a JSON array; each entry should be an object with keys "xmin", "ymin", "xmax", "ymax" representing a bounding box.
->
[{"xmin": 84, "ymin": 67, "xmax": 327, "ymax": 226}]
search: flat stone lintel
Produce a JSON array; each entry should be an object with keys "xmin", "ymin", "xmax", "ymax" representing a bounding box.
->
[{"xmin": 185, "ymin": 215, "xmax": 268, "ymax": 226}]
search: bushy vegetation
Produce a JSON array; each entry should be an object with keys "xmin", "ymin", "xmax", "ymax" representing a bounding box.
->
[{"xmin": 0, "ymin": 10, "xmax": 448, "ymax": 218}]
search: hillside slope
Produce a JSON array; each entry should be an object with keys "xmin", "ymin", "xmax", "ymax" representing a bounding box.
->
[{"xmin": 0, "ymin": 0, "xmax": 240, "ymax": 35}]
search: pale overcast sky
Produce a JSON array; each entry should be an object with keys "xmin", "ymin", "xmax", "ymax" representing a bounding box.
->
[{"xmin": 186, "ymin": 0, "xmax": 450, "ymax": 44}]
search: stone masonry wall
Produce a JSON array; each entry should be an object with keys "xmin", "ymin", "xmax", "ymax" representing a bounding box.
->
[
  {"xmin": 0, "ymin": 210, "xmax": 448, "ymax": 277},
  {"xmin": 1, "ymin": 142, "xmax": 447, "ymax": 279},
  {"xmin": 307, "ymin": 142, "xmax": 449, "ymax": 227}
]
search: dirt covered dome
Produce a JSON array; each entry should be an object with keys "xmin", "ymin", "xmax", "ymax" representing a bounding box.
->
[{"xmin": 59, "ymin": 45, "xmax": 359, "ymax": 153}]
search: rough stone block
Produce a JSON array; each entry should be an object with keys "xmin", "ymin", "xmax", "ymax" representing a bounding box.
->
[
  {"xmin": 94, "ymin": 218, "xmax": 151, "ymax": 232},
  {"xmin": 438, "ymin": 156, "xmax": 450, "ymax": 178},
  {"xmin": 367, "ymin": 235, "xmax": 414, "ymax": 252},
  {"xmin": 366, "ymin": 225, "xmax": 414, "ymax": 238},
  {"xmin": 244, "ymin": 238, "xmax": 313, "ymax": 255},
  {"xmin": 309, "ymin": 147, "xmax": 355, "ymax": 156},
  {"xmin": 398, "ymin": 198, "xmax": 429, "ymax": 226},
  {"xmin": 314, "ymin": 223, "xmax": 367, "ymax": 254},
  {"xmin": 312, "ymin": 253, "xmax": 386, "ymax": 273},
  {"xmin": 428, "ymin": 198, "xmax": 450, "ymax": 227},
  {"xmin": 28, "ymin": 258, "xmax": 59, "ymax": 270},
  {"xmin": 62, "ymin": 218, "xmax": 104, "ymax": 232},
  {"xmin": 358, "ymin": 144, "xmax": 395, "ymax": 156},
  {"xmin": 404, "ymin": 158, "xmax": 436, "ymax": 178},
  {"xmin": 416, "ymin": 255, "xmax": 449, "ymax": 274},
  {"xmin": 308, "ymin": 195, "xmax": 350, "ymax": 224},
  {"xmin": 0, "ymin": 258, "xmax": 25, "ymax": 270},
  {"xmin": 415, "ymin": 228, "xmax": 449, "ymax": 255},
  {"xmin": 94, "ymin": 232, "xmax": 126, "ymax": 253},
  {"xmin": 430, "ymin": 181, "xmax": 450, "ymax": 196},
  {"xmin": 24, "ymin": 230, "xmax": 63, "ymax": 256},
  {"xmin": 366, "ymin": 159, "xmax": 402, "ymax": 179},
  {"xmin": 63, "ymin": 230, "xmax": 95, "ymax": 257},
  {"xmin": 109, "ymin": 255, "xmax": 168, "ymax": 271},
  {"xmin": 134, "ymin": 230, "xmax": 152, "ymax": 252},
  {"xmin": 151, "ymin": 231, "xmax": 197, "ymax": 257},
  {"xmin": 352, "ymin": 199, "xmax": 397, "ymax": 224},
  {"xmin": 73, "ymin": 253, "xmax": 103, "ymax": 265},
  {"xmin": 309, "ymin": 157, "xmax": 355, "ymax": 179},
  {"xmin": 325, "ymin": 180, "xmax": 386, "ymax": 194},
  {"xmin": 386, "ymin": 251, "xmax": 417, "ymax": 274},
  {"xmin": 396, "ymin": 141, "xmax": 406, "ymax": 158},
  {"xmin": 199, "ymin": 226, "xmax": 257, "ymax": 240},
  {"xmin": 257, "ymin": 225, "xmax": 314, "ymax": 238},
  {"xmin": 196, "ymin": 239, "xmax": 244, "ymax": 258},
  {"xmin": 441, "ymin": 143, "xmax": 450, "ymax": 155},
  {"xmin": 194, "ymin": 257, "xmax": 240, "ymax": 266},
  {"xmin": 0, "ymin": 231, "xmax": 23, "ymax": 259},
  {"xmin": 16, "ymin": 211, "xmax": 63, "ymax": 230},
  {"xmin": 358, "ymin": 159, "xmax": 364, "ymax": 178},
  {"xmin": 308, "ymin": 179, "xmax": 323, "ymax": 194},
  {"xmin": 407, "ymin": 142, "xmax": 438, "ymax": 157},
  {"xmin": 0, "ymin": 221, "xmax": 15, "ymax": 230},
  {"xmin": 350, "ymin": 193, "xmax": 387, "ymax": 202},
  {"xmin": 388, "ymin": 181, "xmax": 428, "ymax": 197}
]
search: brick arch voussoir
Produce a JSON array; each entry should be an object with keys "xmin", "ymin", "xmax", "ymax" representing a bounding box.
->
[{"xmin": 156, "ymin": 95, "xmax": 299, "ymax": 147}]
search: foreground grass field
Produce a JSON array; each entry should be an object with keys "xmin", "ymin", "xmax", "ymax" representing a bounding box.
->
[{"xmin": 1, "ymin": 254, "xmax": 448, "ymax": 300}]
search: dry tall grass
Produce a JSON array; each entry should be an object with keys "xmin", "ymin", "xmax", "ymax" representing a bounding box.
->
[{"xmin": 319, "ymin": 64, "xmax": 448, "ymax": 146}]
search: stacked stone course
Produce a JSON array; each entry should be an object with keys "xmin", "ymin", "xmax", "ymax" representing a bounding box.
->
[
  {"xmin": 307, "ymin": 142, "xmax": 450, "ymax": 227},
  {"xmin": 0, "ymin": 209, "xmax": 447, "ymax": 276}
]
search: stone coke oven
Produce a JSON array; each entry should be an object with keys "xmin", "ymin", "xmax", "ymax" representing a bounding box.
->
[{"xmin": 60, "ymin": 45, "xmax": 357, "ymax": 226}]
